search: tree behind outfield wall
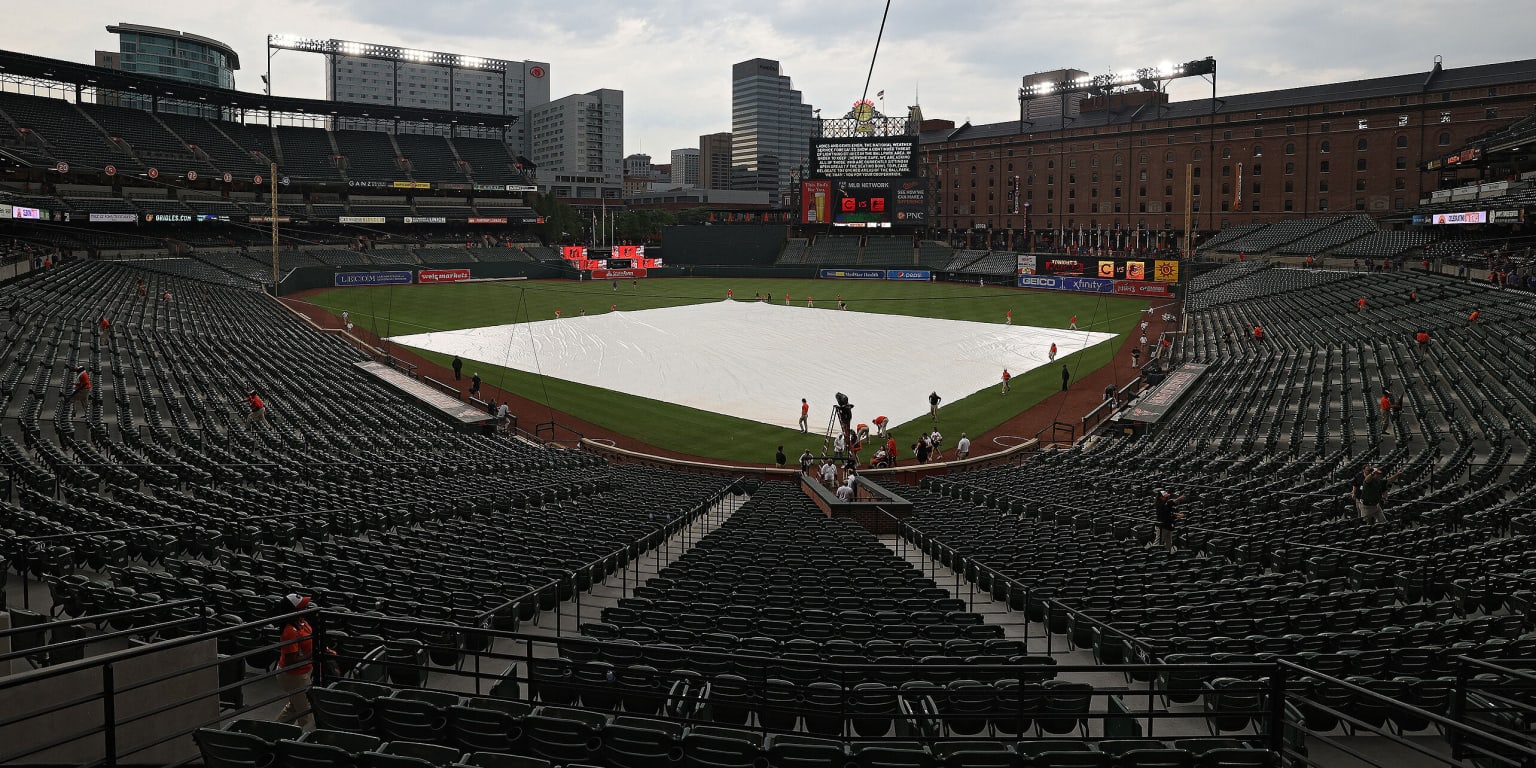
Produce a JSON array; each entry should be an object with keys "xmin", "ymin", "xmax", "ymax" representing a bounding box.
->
[{"xmin": 528, "ymin": 192, "xmax": 588, "ymax": 245}]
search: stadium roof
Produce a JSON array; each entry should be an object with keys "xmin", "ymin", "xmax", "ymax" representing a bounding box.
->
[
  {"xmin": 921, "ymin": 57, "xmax": 1536, "ymax": 144},
  {"xmin": 0, "ymin": 49, "xmax": 514, "ymax": 127}
]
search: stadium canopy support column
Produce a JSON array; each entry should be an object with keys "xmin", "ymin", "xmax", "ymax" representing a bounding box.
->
[{"xmin": 270, "ymin": 162, "xmax": 279, "ymax": 295}]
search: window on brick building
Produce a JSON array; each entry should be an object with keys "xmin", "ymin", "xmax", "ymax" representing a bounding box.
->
[
  {"xmin": 1285, "ymin": 162, "xmax": 1295, "ymax": 175},
  {"xmin": 1285, "ymin": 142, "xmax": 1296, "ymax": 155},
  {"xmin": 1356, "ymin": 138, "xmax": 1368, "ymax": 151},
  {"xmin": 1355, "ymin": 198, "xmax": 1366, "ymax": 211},
  {"xmin": 1253, "ymin": 145, "xmax": 1263, "ymax": 157},
  {"xmin": 1222, "ymin": 165, "xmax": 1231, "ymax": 177},
  {"xmin": 1222, "ymin": 147, "xmax": 1232, "ymax": 159},
  {"xmin": 1355, "ymin": 179, "xmax": 1367, "ymax": 191},
  {"xmin": 1320, "ymin": 140, "xmax": 1331, "ymax": 153},
  {"xmin": 1284, "ymin": 199, "xmax": 1294, "ymax": 212},
  {"xmin": 1356, "ymin": 159, "xmax": 1367, "ymax": 172},
  {"xmin": 1395, "ymin": 135, "xmax": 1408, "ymax": 149},
  {"xmin": 1438, "ymin": 132, "xmax": 1451, "ymax": 145},
  {"xmin": 1394, "ymin": 178, "xmax": 1406, "ymax": 190},
  {"xmin": 1320, "ymin": 160, "xmax": 1330, "ymax": 173},
  {"xmin": 1285, "ymin": 180, "xmax": 1294, "ymax": 193},
  {"xmin": 1252, "ymin": 164, "xmax": 1262, "ymax": 176},
  {"xmin": 1319, "ymin": 198, "xmax": 1329, "ymax": 210}
]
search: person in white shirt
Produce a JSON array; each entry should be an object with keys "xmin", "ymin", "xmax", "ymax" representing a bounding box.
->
[
  {"xmin": 820, "ymin": 460, "xmax": 837, "ymax": 487},
  {"xmin": 929, "ymin": 429, "xmax": 943, "ymax": 460},
  {"xmin": 833, "ymin": 432, "xmax": 847, "ymax": 457},
  {"xmin": 1140, "ymin": 320, "xmax": 1148, "ymax": 334},
  {"xmin": 495, "ymin": 402, "xmax": 511, "ymax": 429},
  {"xmin": 836, "ymin": 483, "xmax": 854, "ymax": 501},
  {"xmin": 955, "ymin": 433, "xmax": 971, "ymax": 459}
]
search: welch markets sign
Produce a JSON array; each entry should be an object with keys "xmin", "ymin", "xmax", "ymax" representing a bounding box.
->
[
  {"xmin": 418, "ymin": 268, "xmax": 471, "ymax": 283},
  {"xmin": 1113, "ymin": 280, "xmax": 1173, "ymax": 297},
  {"xmin": 820, "ymin": 269, "xmax": 884, "ymax": 280},
  {"xmin": 589, "ymin": 268, "xmax": 648, "ymax": 280},
  {"xmin": 335, "ymin": 271, "xmax": 412, "ymax": 287},
  {"xmin": 885, "ymin": 269, "xmax": 931, "ymax": 281}
]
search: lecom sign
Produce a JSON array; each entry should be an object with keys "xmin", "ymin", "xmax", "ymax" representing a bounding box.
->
[{"xmin": 418, "ymin": 269, "xmax": 471, "ymax": 283}]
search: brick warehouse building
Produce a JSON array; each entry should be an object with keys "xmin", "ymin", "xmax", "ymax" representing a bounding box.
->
[{"xmin": 917, "ymin": 57, "xmax": 1536, "ymax": 250}]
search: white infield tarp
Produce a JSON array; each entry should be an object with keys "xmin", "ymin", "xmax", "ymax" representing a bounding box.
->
[{"xmin": 389, "ymin": 300, "xmax": 1117, "ymax": 430}]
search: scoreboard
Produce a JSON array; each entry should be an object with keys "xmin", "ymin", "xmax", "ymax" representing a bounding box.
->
[{"xmin": 803, "ymin": 138, "xmax": 927, "ymax": 228}]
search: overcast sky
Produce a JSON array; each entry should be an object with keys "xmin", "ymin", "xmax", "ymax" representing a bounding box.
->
[{"xmin": 4, "ymin": 1, "xmax": 1532, "ymax": 159}]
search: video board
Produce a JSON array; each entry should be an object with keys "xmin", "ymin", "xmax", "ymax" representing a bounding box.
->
[{"xmin": 809, "ymin": 137, "xmax": 918, "ymax": 179}]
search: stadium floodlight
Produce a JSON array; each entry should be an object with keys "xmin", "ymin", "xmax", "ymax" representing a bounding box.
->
[{"xmin": 461, "ymin": 56, "xmax": 486, "ymax": 69}]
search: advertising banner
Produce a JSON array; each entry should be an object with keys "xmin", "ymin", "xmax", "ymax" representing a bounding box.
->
[
  {"xmin": 1017, "ymin": 254, "xmax": 1037, "ymax": 275},
  {"xmin": 335, "ymin": 271, "xmax": 412, "ymax": 287},
  {"xmin": 1430, "ymin": 211, "xmax": 1488, "ymax": 225},
  {"xmin": 1154, "ymin": 260, "xmax": 1180, "ymax": 283},
  {"xmin": 1097, "ymin": 260, "xmax": 1117, "ymax": 279},
  {"xmin": 1124, "ymin": 261, "xmax": 1146, "ymax": 281},
  {"xmin": 403, "ymin": 216, "xmax": 447, "ymax": 224},
  {"xmin": 589, "ymin": 268, "xmax": 649, "ymax": 280},
  {"xmin": 468, "ymin": 217, "xmax": 508, "ymax": 224},
  {"xmin": 1017, "ymin": 275, "xmax": 1065, "ymax": 290},
  {"xmin": 892, "ymin": 178, "xmax": 927, "ymax": 225},
  {"xmin": 418, "ymin": 269, "xmax": 471, "ymax": 283},
  {"xmin": 561, "ymin": 246, "xmax": 588, "ymax": 261},
  {"xmin": 89, "ymin": 213, "xmax": 137, "ymax": 223},
  {"xmin": 820, "ymin": 268, "xmax": 884, "ymax": 280},
  {"xmin": 1063, "ymin": 276, "xmax": 1116, "ymax": 293},
  {"xmin": 10, "ymin": 206, "xmax": 42, "ymax": 220},
  {"xmin": 885, "ymin": 269, "xmax": 931, "ymax": 281},
  {"xmin": 248, "ymin": 216, "xmax": 292, "ymax": 224},
  {"xmin": 802, "ymin": 180, "xmax": 832, "ymax": 224},
  {"xmin": 1041, "ymin": 259, "xmax": 1087, "ymax": 276},
  {"xmin": 347, "ymin": 180, "xmax": 390, "ymax": 189},
  {"xmin": 1490, "ymin": 209, "xmax": 1525, "ymax": 224},
  {"xmin": 392, "ymin": 181, "xmax": 431, "ymax": 189},
  {"xmin": 339, "ymin": 216, "xmax": 386, "ymax": 224},
  {"xmin": 144, "ymin": 214, "xmax": 192, "ymax": 223},
  {"xmin": 1113, "ymin": 280, "xmax": 1173, "ymax": 297}
]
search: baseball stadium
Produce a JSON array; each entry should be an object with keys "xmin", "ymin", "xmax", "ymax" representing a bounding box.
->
[{"xmin": 0, "ymin": 16, "xmax": 1534, "ymax": 768}]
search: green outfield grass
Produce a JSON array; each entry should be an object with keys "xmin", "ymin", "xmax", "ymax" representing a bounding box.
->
[{"xmin": 305, "ymin": 278, "xmax": 1150, "ymax": 462}]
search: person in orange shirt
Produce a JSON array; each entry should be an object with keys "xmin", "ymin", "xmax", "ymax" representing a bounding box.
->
[
  {"xmin": 1468, "ymin": 309, "xmax": 1480, "ymax": 324},
  {"xmin": 798, "ymin": 398, "xmax": 809, "ymax": 433},
  {"xmin": 1001, "ymin": 369, "xmax": 1012, "ymax": 394},
  {"xmin": 98, "ymin": 315, "xmax": 112, "ymax": 337},
  {"xmin": 69, "ymin": 366, "xmax": 91, "ymax": 404},
  {"xmin": 1380, "ymin": 392, "xmax": 1393, "ymax": 414},
  {"xmin": 806, "ymin": 296, "xmax": 814, "ymax": 307},
  {"xmin": 1357, "ymin": 297, "xmax": 1367, "ymax": 312},
  {"xmin": 1252, "ymin": 325, "xmax": 1265, "ymax": 341},
  {"xmin": 277, "ymin": 594, "xmax": 315, "ymax": 728},
  {"xmin": 1049, "ymin": 342, "xmax": 1058, "ymax": 361},
  {"xmin": 1069, "ymin": 315, "xmax": 1078, "ymax": 330},
  {"xmin": 1005, "ymin": 309, "xmax": 1012, "ymax": 325},
  {"xmin": 1415, "ymin": 330, "xmax": 1430, "ymax": 349}
]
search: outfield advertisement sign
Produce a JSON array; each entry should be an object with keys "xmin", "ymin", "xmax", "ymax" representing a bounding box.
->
[
  {"xmin": 1113, "ymin": 280, "xmax": 1173, "ymax": 297},
  {"xmin": 820, "ymin": 269, "xmax": 885, "ymax": 280},
  {"xmin": 886, "ymin": 269, "xmax": 931, "ymax": 281},
  {"xmin": 1017, "ymin": 254, "xmax": 1037, "ymax": 274},
  {"xmin": 1016, "ymin": 275, "xmax": 1117, "ymax": 293},
  {"xmin": 418, "ymin": 269, "xmax": 471, "ymax": 284},
  {"xmin": 335, "ymin": 271, "xmax": 412, "ymax": 287},
  {"xmin": 89, "ymin": 213, "xmax": 137, "ymax": 223},
  {"xmin": 589, "ymin": 268, "xmax": 648, "ymax": 279}
]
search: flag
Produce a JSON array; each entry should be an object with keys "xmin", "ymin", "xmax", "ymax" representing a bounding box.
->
[{"xmin": 877, "ymin": 90, "xmax": 885, "ymax": 99}]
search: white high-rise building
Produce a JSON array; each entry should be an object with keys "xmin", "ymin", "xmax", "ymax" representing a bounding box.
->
[
  {"xmin": 669, "ymin": 148, "xmax": 700, "ymax": 186},
  {"xmin": 731, "ymin": 58, "xmax": 814, "ymax": 205},
  {"xmin": 313, "ymin": 38, "xmax": 549, "ymax": 152},
  {"xmin": 529, "ymin": 88, "xmax": 624, "ymax": 199}
]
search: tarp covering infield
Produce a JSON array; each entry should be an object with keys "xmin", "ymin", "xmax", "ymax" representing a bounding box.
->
[{"xmin": 388, "ymin": 300, "xmax": 1118, "ymax": 431}]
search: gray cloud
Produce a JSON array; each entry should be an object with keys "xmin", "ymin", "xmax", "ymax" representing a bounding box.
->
[{"xmin": 5, "ymin": 0, "xmax": 1532, "ymax": 157}]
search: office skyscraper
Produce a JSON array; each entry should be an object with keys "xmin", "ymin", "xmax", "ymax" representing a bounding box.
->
[
  {"xmin": 730, "ymin": 58, "xmax": 814, "ymax": 205},
  {"xmin": 698, "ymin": 132, "xmax": 733, "ymax": 190}
]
